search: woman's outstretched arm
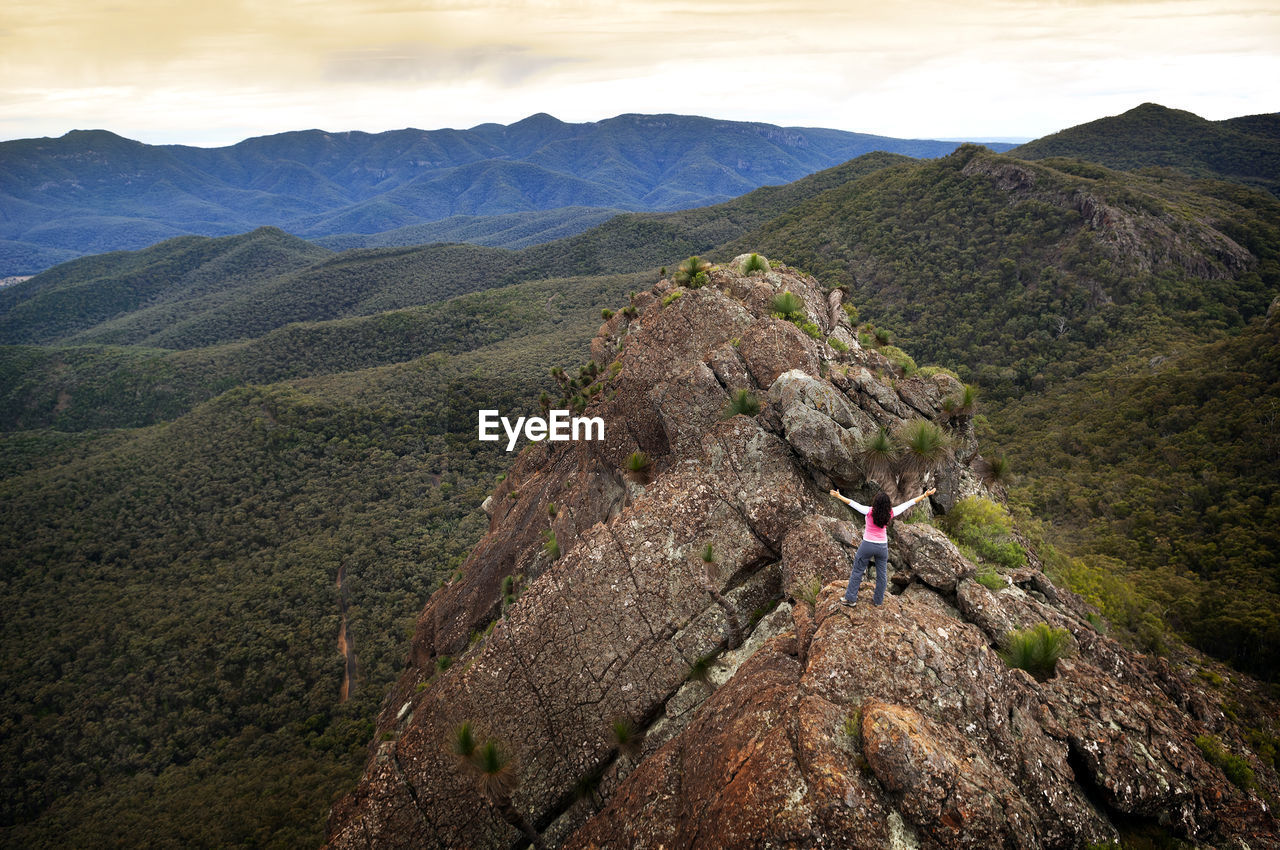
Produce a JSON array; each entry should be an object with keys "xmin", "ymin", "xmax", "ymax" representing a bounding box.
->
[
  {"xmin": 829, "ymin": 489, "xmax": 871, "ymax": 515},
  {"xmin": 892, "ymin": 488, "xmax": 937, "ymax": 517}
]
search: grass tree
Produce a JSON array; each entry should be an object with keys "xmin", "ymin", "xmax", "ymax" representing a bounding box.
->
[
  {"xmin": 611, "ymin": 717, "xmax": 644, "ymax": 759},
  {"xmin": 858, "ymin": 426, "xmax": 899, "ymax": 485},
  {"xmin": 673, "ymin": 255, "xmax": 711, "ymax": 286},
  {"xmin": 895, "ymin": 419, "xmax": 951, "ymax": 482},
  {"xmin": 770, "ymin": 290, "xmax": 806, "ymax": 321},
  {"xmin": 450, "ymin": 723, "xmax": 547, "ymax": 849},
  {"xmin": 942, "ymin": 384, "xmax": 979, "ymax": 420},
  {"xmin": 977, "ymin": 454, "xmax": 1010, "ymax": 487},
  {"xmin": 625, "ymin": 451, "xmax": 652, "ymax": 484},
  {"xmin": 740, "ymin": 253, "xmax": 770, "ymax": 274}
]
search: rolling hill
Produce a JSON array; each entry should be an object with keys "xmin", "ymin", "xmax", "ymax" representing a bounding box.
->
[
  {"xmin": 0, "ymin": 153, "xmax": 909, "ymax": 353},
  {"xmin": 0, "ymin": 114, "xmax": 1013, "ymax": 276},
  {"xmin": 1012, "ymin": 102, "xmax": 1280, "ymax": 197}
]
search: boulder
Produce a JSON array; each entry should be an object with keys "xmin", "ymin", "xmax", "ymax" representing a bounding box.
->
[{"xmin": 889, "ymin": 522, "xmax": 975, "ymax": 594}]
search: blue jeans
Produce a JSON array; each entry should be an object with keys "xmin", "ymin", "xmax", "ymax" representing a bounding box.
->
[{"xmin": 844, "ymin": 540, "xmax": 888, "ymax": 605}]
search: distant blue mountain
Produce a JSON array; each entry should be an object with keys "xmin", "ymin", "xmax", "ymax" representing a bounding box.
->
[{"xmin": 0, "ymin": 114, "xmax": 1014, "ymax": 275}]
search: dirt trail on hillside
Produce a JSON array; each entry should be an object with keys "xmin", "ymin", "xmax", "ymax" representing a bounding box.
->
[{"xmin": 337, "ymin": 563, "xmax": 356, "ymax": 702}]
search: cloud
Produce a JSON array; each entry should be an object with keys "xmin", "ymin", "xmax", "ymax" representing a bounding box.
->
[
  {"xmin": 0, "ymin": 0, "xmax": 1276, "ymax": 143},
  {"xmin": 322, "ymin": 43, "xmax": 577, "ymax": 86}
]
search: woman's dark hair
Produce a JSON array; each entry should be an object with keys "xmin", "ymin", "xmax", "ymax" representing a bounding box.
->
[{"xmin": 871, "ymin": 492, "xmax": 892, "ymax": 529}]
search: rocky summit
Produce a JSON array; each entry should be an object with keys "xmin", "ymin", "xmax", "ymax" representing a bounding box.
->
[{"xmin": 325, "ymin": 259, "xmax": 1278, "ymax": 849}]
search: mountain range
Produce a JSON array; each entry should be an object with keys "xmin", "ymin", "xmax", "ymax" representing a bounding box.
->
[
  {"xmin": 1, "ymin": 102, "xmax": 1278, "ymax": 847},
  {"xmin": 0, "ymin": 114, "xmax": 1014, "ymax": 277}
]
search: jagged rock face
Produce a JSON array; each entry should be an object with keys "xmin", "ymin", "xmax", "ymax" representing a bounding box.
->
[
  {"xmin": 327, "ymin": 263, "xmax": 1278, "ymax": 849},
  {"xmin": 959, "ymin": 153, "xmax": 1255, "ymax": 281}
]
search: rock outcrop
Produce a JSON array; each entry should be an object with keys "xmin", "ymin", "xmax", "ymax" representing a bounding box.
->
[{"xmin": 327, "ymin": 258, "xmax": 1279, "ymax": 849}]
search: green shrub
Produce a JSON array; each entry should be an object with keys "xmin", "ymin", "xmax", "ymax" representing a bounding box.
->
[
  {"xmin": 601, "ymin": 308, "xmax": 614, "ymax": 320},
  {"xmin": 799, "ymin": 320, "xmax": 823, "ymax": 339},
  {"xmin": 939, "ymin": 496, "xmax": 1027, "ymax": 569},
  {"xmin": 690, "ymin": 270, "xmax": 710, "ymax": 289},
  {"xmin": 740, "ymin": 253, "xmax": 771, "ymax": 274},
  {"xmin": 1245, "ymin": 727, "xmax": 1280, "ymax": 771},
  {"xmin": 879, "ymin": 344, "xmax": 917, "ymax": 375},
  {"xmin": 828, "ymin": 336, "xmax": 849, "ymax": 353},
  {"xmin": 700, "ymin": 543, "xmax": 716, "ymax": 564},
  {"xmin": 842, "ymin": 302, "xmax": 859, "ymax": 323},
  {"xmin": 661, "ymin": 290, "xmax": 683, "ymax": 306},
  {"xmin": 916, "ymin": 365, "xmax": 961, "ymax": 381},
  {"xmin": 771, "ymin": 290, "xmax": 806, "ymax": 319},
  {"xmin": 1040, "ymin": 545, "xmax": 1163, "ymax": 646},
  {"xmin": 542, "ymin": 529, "xmax": 560, "ymax": 560},
  {"xmin": 1195, "ymin": 735, "xmax": 1256, "ymax": 790},
  {"xmin": 721, "ymin": 389, "xmax": 761, "ymax": 419},
  {"xmin": 873, "ymin": 327, "xmax": 893, "ymax": 346},
  {"xmin": 843, "ymin": 708, "xmax": 862, "ymax": 741},
  {"xmin": 999, "ymin": 623, "xmax": 1071, "ymax": 680},
  {"xmin": 975, "ymin": 566, "xmax": 1005, "ymax": 591}
]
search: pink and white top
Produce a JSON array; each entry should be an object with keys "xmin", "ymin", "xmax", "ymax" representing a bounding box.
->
[{"xmin": 848, "ymin": 499, "xmax": 915, "ymax": 544}]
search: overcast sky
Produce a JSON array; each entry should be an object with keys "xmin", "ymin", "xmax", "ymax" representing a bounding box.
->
[{"xmin": 1, "ymin": 0, "xmax": 1276, "ymax": 147}]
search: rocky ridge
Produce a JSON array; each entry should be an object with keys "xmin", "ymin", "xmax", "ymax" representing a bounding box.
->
[{"xmin": 326, "ymin": 259, "xmax": 1278, "ymax": 849}]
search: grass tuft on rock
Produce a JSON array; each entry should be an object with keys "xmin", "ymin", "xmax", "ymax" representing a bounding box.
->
[
  {"xmin": 721, "ymin": 389, "xmax": 761, "ymax": 419},
  {"xmin": 998, "ymin": 622, "xmax": 1071, "ymax": 680}
]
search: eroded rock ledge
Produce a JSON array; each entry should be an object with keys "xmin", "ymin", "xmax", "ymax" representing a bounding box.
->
[{"xmin": 327, "ymin": 259, "xmax": 1278, "ymax": 849}]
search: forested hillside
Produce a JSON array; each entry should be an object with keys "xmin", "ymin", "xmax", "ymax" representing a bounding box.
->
[
  {"xmin": 0, "ymin": 269, "xmax": 645, "ymax": 847},
  {"xmin": 0, "ymin": 153, "xmax": 906, "ymax": 353},
  {"xmin": 994, "ymin": 306, "xmax": 1280, "ymax": 676},
  {"xmin": 1012, "ymin": 102, "xmax": 1280, "ymax": 198}
]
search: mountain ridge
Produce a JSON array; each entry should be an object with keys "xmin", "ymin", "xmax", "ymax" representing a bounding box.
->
[
  {"xmin": 1012, "ymin": 102, "xmax": 1280, "ymax": 197},
  {"xmin": 0, "ymin": 114, "xmax": 1013, "ymax": 276}
]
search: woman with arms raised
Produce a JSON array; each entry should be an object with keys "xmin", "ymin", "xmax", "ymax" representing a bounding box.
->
[{"xmin": 829, "ymin": 488, "xmax": 935, "ymax": 608}]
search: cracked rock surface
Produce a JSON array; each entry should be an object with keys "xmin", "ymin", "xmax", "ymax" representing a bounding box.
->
[{"xmin": 327, "ymin": 263, "xmax": 1278, "ymax": 849}]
